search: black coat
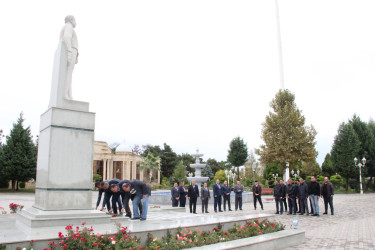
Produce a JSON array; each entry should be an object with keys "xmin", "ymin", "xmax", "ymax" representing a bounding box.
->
[
  {"xmin": 286, "ymin": 184, "xmax": 297, "ymax": 198},
  {"xmin": 188, "ymin": 184, "xmax": 200, "ymax": 198},
  {"xmin": 321, "ymin": 182, "xmax": 334, "ymax": 198},
  {"xmin": 178, "ymin": 186, "xmax": 187, "ymax": 199},
  {"xmin": 298, "ymin": 183, "xmax": 309, "ymax": 198},
  {"xmin": 274, "ymin": 184, "xmax": 286, "ymax": 197},
  {"xmin": 308, "ymin": 181, "xmax": 321, "ymax": 196},
  {"xmin": 129, "ymin": 180, "xmax": 148, "ymax": 196},
  {"xmin": 252, "ymin": 185, "xmax": 262, "ymax": 197},
  {"xmin": 171, "ymin": 187, "xmax": 180, "ymax": 199}
]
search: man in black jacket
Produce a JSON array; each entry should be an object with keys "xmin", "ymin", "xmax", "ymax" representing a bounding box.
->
[
  {"xmin": 321, "ymin": 177, "xmax": 334, "ymax": 215},
  {"xmin": 280, "ymin": 180, "xmax": 288, "ymax": 212},
  {"xmin": 122, "ymin": 180, "xmax": 148, "ymax": 220},
  {"xmin": 171, "ymin": 182, "xmax": 180, "ymax": 207},
  {"xmin": 252, "ymin": 180, "xmax": 264, "ymax": 210},
  {"xmin": 286, "ymin": 179, "xmax": 297, "ymax": 215},
  {"xmin": 309, "ymin": 176, "xmax": 321, "ymax": 216},
  {"xmin": 188, "ymin": 180, "xmax": 200, "ymax": 214},
  {"xmin": 178, "ymin": 182, "xmax": 188, "ymax": 207},
  {"xmin": 97, "ymin": 178, "xmax": 120, "ymax": 212},
  {"xmin": 222, "ymin": 181, "xmax": 232, "ymax": 211},
  {"xmin": 297, "ymin": 178, "xmax": 309, "ymax": 215},
  {"xmin": 273, "ymin": 180, "xmax": 285, "ymax": 214}
]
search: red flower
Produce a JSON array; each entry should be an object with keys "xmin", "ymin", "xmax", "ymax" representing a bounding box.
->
[
  {"xmin": 63, "ymin": 245, "xmax": 67, "ymax": 249},
  {"xmin": 224, "ymin": 232, "xmax": 228, "ymax": 235},
  {"xmin": 30, "ymin": 240, "xmax": 34, "ymax": 243},
  {"xmin": 82, "ymin": 222, "xmax": 86, "ymax": 226},
  {"xmin": 239, "ymin": 231, "xmax": 242, "ymax": 234}
]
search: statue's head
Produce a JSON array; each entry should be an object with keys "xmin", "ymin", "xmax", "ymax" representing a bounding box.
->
[{"xmin": 65, "ymin": 15, "xmax": 76, "ymax": 28}]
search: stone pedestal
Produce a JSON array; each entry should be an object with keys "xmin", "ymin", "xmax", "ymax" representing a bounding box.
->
[{"xmin": 17, "ymin": 103, "xmax": 104, "ymax": 226}]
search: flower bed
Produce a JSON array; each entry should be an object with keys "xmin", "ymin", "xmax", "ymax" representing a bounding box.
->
[{"xmin": 8, "ymin": 219, "xmax": 284, "ymax": 250}]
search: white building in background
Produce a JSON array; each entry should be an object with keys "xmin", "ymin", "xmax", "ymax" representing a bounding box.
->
[{"xmin": 93, "ymin": 141, "xmax": 160, "ymax": 183}]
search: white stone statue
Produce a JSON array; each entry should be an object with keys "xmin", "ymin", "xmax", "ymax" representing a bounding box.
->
[{"xmin": 60, "ymin": 15, "xmax": 78, "ymax": 100}]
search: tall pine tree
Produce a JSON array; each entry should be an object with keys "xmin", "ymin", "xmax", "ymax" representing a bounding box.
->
[
  {"xmin": 331, "ymin": 122, "xmax": 360, "ymax": 191},
  {"xmin": 256, "ymin": 89, "xmax": 317, "ymax": 173},
  {"xmin": 0, "ymin": 113, "xmax": 37, "ymax": 190},
  {"xmin": 227, "ymin": 136, "xmax": 248, "ymax": 179}
]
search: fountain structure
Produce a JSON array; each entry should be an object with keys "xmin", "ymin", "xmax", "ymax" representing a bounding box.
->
[{"xmin": 187, "ymin": 149, "xmax": 209, "ymax": 187}]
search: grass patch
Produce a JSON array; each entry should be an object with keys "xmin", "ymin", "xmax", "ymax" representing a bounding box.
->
[{"xmin": 0, "ymin": 188, "xmax": 35, "ymax": 193}]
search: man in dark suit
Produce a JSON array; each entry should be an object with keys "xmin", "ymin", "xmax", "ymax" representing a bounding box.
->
[
  {"xmin": 178, "ymin": 182, "xmax": 188, "ymax": 207},
  {"xmin": 213, "ymin": 179, "xmax": 223, "ymax": 212},
  {"xmin": 286, "ymin": 179, "xmax": 297, "ymax": 215},
  {"xmin": 252, "ymin": 180, "xmax": 264, "ymax": 210},
  {"xmin": 273, "ymin": 180, "xmax": 286, "ymax": 214},
  {"xmin": 297, "ymin": 178, "xmax": 309, "ymax": 216},
  {"xmin": 234, "ymin": 180, "xmax": 244, "ymax": 211},
  {"xmin": 171, "ymin": 182, "xmax": 180, "ymax": 207},
  {"xmin": 188, "ymin": 180, "xmax": 199, "ymax": 214},
  {"xmin": 280, "ymin": 180, "xmax": 288, "ymax": 212},
  {"xmin": 222, "ymin": 181, "xmax": 232, "ymax": 211},
  {"xmin": 201, "ymin": 182, "xmax": 210, "ymax": 213}
]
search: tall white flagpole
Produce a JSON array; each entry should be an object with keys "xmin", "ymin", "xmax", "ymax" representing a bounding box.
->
[{"xmin": 275, "ymin": 0, "xmax": 285, "ymax": 90}]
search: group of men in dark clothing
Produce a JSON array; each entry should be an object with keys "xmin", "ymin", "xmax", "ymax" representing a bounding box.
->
[
  {"xmin": 274, "ymin": 176, "xmax": 334, "ymax": 216},
  {"xmin": 171, "ymin": 179, "xmax": 245, "ymax": 214},
  {"xmin": 95, "ymin": 178, "xmax": 151, "ymax": 221}
]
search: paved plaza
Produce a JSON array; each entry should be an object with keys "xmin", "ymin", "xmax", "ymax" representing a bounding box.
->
[{"xmin": 1, "ymin": 192, "xmax": 374, "ymax": 249}]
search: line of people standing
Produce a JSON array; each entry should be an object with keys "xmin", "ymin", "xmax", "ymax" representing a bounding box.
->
[
  {"xmin": 275, "ymin": 176, "xmax": 334, "ymax": 216},
  {"xmin": 171, "ymin": 179, "xmax": 245, "ymax": 214}
]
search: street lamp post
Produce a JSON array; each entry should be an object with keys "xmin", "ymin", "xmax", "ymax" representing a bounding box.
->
[{"xmin": 354, "ymin": 157, "xmax": 366, "ymax": 195}]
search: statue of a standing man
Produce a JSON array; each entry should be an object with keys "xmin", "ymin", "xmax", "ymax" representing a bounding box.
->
[{"xmin": 60, "ymin": 15, "xmax": 78, "ymax": 100}]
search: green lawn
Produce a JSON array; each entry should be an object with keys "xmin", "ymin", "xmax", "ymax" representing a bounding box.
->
[{"xmin": 0, "ymin": 188, "xmax": 35, "ymax": 193}]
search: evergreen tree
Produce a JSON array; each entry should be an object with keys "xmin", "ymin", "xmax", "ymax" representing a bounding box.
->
[
  {"xmin": 160, "ymin": 143, "xmax": 178, "ymax": 178},
  {"xmin": 227, "ymin": 136, "xmax": 248, "ymax": 179},
  {"xmin": 201, "ymin": 164, "xmax": 214, "ymax": 180},
  {"xmin": 331, "ymin": 122, "xmax": 360, "ymax": 191},
  {"xmin": 256, "ymin": 89, "xmax": 318, "ymax": 173},
  {"xmin": 0, "ymin": 113, "xmax": 37, "ymax": 190},
  {"xmin": 172, "ymin": 161, "xmax": 187, "ymax": 183},
  {"xmin": 205, "ymin": 158, "xmax": 224, "ymax": 176},
  {"xmin": 176, "ymin": 153, "xmax": 195, "ymax": 173},
  {"xmin": 301, "ymin": 161, "xmax": 321, "ymax": 177},
  {"xmin": 349, "ymin": 115, "xmax": 375, "ymax": 186},
  {"xmin": 321, "ymin": 153, "xmax": 335, "ymax": 177}
]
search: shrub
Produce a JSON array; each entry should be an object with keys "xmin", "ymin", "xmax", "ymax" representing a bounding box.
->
[
  {"xmin": 19, "ymin": 182, "xmax": 25, "ymax": 189},
  {"xmin": 330, "ymin": 175, "xmax": 343, "ymax": 188},
  {"xmin": 93, "ymin": 174, "xmax": 102, "ymax": 182}
]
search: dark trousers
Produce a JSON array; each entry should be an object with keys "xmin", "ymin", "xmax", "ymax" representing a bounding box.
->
[
  {"xmin": 323, "ymin": 197, "xmax": 334, "ymax": 214},
  {"xmin": 283, "ymin": 198, "xmax": 288, "ymax": 211},
  {"xmin": 172, "ymin": 198, "xmax": 179, "ymax": 207},
  {"xmin": 288, "ymin": 198, "xmax": 297, "ymax": 214},
  {"xmin": 275, "ymin": 197, "xmax": 283, "ymax": 213},
  {"xmin": 122, "ymin": 194, "xmax": 142, "ymax": 217},
  {"xmin": 201, "ymin": 198, "xmax": 209, "ymax": 212},
  {"xmin": 103, "ymin": 192, "xmax": 113, "ymax": 211},
  {"xmin": 253, "ymin": 195, "xmax": 263, "ymax": 209},
  {"xmin": 189, "ymin": 197, "xmax": 197, "ymax": 213},
  {"xmin": 179, "ymin": 196, "xmax": 186, "ymax": 207},
  {"xmin": 299, "ymin": 197, "xmax": 309, "ymax": 214},
  {"xmin": 235, "ymin": 196, "xmax": 242, "ymax": 210},
  {"xmin": 112, "ymin": 193, "xmax": 123, "ymax": 214},
  {"xmin": 223, "ymin": 195, "xmax": 231, "ymax": 210},
  {"xmin": 214, "ymin": 195, "xmax": 222, "ymax": 211}
]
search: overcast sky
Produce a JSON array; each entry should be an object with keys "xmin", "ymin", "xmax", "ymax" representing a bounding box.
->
[{"xmin": 1, "ymin": 0, "xmax": 374, "ymax": 165}]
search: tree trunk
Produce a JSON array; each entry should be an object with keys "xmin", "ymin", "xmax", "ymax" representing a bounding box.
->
[
  {"xmin": 11, "ymin": 180, "xmax": 16, "ymax": 191},
  {"xmin": 16, "ymin": 180, "xmax": 19, "ymax": 191},
  {"xmin": 345, "ymin": 178, "xmax": 349, "ymax": 192}
]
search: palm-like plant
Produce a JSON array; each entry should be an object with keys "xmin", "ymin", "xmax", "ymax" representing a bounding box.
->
[{"xmin": 138, "ymin": 153, "xmax": 160, "ymax": 184}]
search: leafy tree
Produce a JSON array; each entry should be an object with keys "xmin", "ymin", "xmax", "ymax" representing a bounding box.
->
[
  {"xmin": 213, "ymin": 169, "xmax": 226, "ymax": 184},
  {"xmin": 201, "ymin": 164, "xmax": 214, "ymax": 180},
  {"xmin": 138, "ymin": 153, "xmax": 160, "ymax": 184},
  {"xmin": 349, "ymin": 115, "xmax": 375, "ymax": 189},
  {"xmin": 177, "ymin": 153, "xmax": 195, "ymax": 173},
  {"xmin": 0, "ymin": 129, "xmax": 9, "ymax": 188},
  {"xmin": 256, "ymin": 89, "xmax": 318, "ymax": 174},
  {"xmin": 368, "ymin": 119, "xmax": 375, "ymax": 186},
  {"xmin": 142, "ymin": 144, "xmax": 162, "ymax": 157},
  {"xmin": 131, "ymin": 144, "xmax": 143, "ymax": 155},
  {"xmin": 263, "ymin": 162, "xmax": 281, "ymax": 179},
  {"xmin": 0, "ymin": 113, "xmax": 37, "ymax": 190},
  {"xmin": 172, "ymin": 161, "xmax": 187, "ymax": 184},
  {"xmin": 227, "ymin": 136, "xmax": 248, "ymax": 179},
  {"xmin": 205, "ymin": 158, "xmax": 225, "ymax": 176},
  {"xmin": 321, "ymin": 153, "xmax": 335, "ymax": 177},
  {"xmin": 331, "ymin": 122, "xmax": 360, "ymax": 191},
  {"xmin": 301, "ymin": 161, "xmax": 321, "ymax": 177}
]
